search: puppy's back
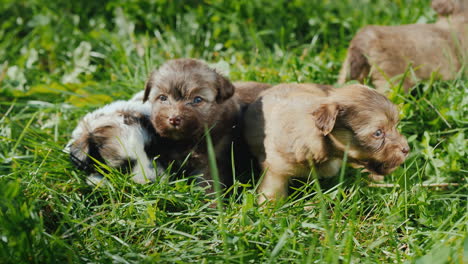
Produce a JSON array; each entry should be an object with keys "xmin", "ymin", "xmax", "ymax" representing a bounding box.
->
[
  {"xmin": 259, "ymin": 83, "xmax": 331, "ymax": 99},
  {"xmin": 244, "ymin": 83, "xmax": 332, "ymax": 160}
]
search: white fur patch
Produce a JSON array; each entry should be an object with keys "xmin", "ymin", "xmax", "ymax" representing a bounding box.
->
[
  {"xmin": 129, "ymin": 90, "xmax": 146, "ymax": 102},
  {"xmin": 66, "ymin": 100, "xmax": 162, "ymax": 185}
]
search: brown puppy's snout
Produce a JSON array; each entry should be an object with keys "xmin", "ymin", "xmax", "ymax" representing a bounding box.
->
[
  {"xmin": 398, "ymin": 135, "xmax": 410, "ymax": 156},
  {"xmin": 401, "ymin": 145, "xmax": 410, "ymax": 156},
  {"xmin": 168, "ymin": 116, "xmax": 181, "ymax": 126},
  {"xmin": 373, "ymin": 135, "xmax": 409, "ymax": 175}
]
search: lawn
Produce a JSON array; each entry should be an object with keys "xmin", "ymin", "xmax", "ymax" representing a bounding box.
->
[{"xmin": 0, "ymin": 0, "xmax": 466, "ymax": 263}]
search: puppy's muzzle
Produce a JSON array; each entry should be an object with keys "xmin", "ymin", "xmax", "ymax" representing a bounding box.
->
[
  {"xmin": 369, "ymin": 139, "xmax": 409, "ymax": 175},
  {"xmin": 396, "ymin": 136, "xmax": 410, "ymax": 158},
  {"xmin": 168, "ymin": 116, "xmax": 182, "ymax": 127},
  {"xmin": 401, "ymin": 145, "xmax": 410, "ymax": 156}
]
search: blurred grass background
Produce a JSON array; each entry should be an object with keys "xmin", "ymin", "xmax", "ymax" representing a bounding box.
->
[{"xmin": 0, "ymin": 0, "xmax": 466, "ymax": 263}]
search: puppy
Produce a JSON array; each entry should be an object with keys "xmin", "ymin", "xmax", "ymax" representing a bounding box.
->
[
  {"xmin": 432, "ymin": 0, "xmax": 467, "ymax": 16},
  {"xmin": 244, "ymin": 84, "xmax": 409, "ymax": 204},
  {"xmin": 143, "ymin": 58, "xmax": 244, "ymax": 192},
  {"xmin": 338, "ymin": 0, "xmax": 467, "ymax": 93},
  {"xmin": 65, "ymin": 100, "xmax": 162, "ymax": 185}
]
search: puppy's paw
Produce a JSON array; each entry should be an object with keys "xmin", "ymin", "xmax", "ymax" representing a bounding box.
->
[
  {"xmin": 367, "ymin": 174, "xmax": 385, "ymax": 182},
  {"xmin": 86, "ymin": 174, "xmax": 110, "ymax": 187},
  {"xmin": 257, "ymin": 194, "xmax": 269, "ymax": 206}
]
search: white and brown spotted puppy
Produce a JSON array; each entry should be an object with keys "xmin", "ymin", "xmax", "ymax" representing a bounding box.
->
[
  {"xmin": 338, "ymin": 0, "xmax": 467, "ymax": 93},
  {"xmin": 65, "ymin": 100, "xmax": 162, "ymax": 185},
  {"xmin": 244, "ymin": 84, "xmax": 409, "ymax": 204},
  {"xmin": 142, "ymin": 58, "xmax": 243, "ymax": 192}
]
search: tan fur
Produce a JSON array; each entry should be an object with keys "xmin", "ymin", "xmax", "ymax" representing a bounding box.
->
[
  {"xmin": 244, "ymin": 84, "xmax": 409, "ymax": 204},
  {"xmin": 338, "ymin": 0, "xmax": 468, "ymax": 93}
]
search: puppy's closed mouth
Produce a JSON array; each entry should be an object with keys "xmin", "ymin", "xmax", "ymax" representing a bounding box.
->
[
  {"xmin": 363, "ymin": 160, "xmax": 399, "ymax": 176},
  {"xmin": 349, "ymin": 159, "xmax": 397, "ymax": 176},
  {"xmin": 157, "ymin": 125, "xmax": 194, "ymax": 141}
]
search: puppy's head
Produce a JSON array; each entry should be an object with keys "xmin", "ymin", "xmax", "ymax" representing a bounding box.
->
[
  {"xmin": 312, "ymin": 85, "xmax": 409, "ymax": 175},
  {"xmin": 432, "ymin": 0, "xmax": 467, "ymax": 16},
  {"xmin": 66, "ymin": 101, "xmax": 154, "ymax": 176},
  {"xmin": 143, "ymin": 59, "xmax": 235, "ymax": 140}
]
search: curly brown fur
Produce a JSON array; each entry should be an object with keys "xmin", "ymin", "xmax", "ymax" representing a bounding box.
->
[
  {"xmin": 244, "ymin": 83, "xmax": 409, "ymax": 204},
  {"xmin": 143, "ymin": 59, "xmax": 245, "ymax": 192},
  {"xmin": 432, "ymin": 0, "xmax": 467, "ymax": 16},
  {"xmin": 338, "ymin": 0, "xmax": 467, "ymax": 93}
]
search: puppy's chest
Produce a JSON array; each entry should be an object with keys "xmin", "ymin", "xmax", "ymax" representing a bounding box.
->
[
  {"xmin": 283, "ymin": 135, "xmax": 329, "ymax": 164},
  {"xmin": 155, "ymin": 139, "xmax": 208, "ymax": 171},
  {"xmin": 288, "ymin": 151, "xmax": 338, "ymax": 179}
]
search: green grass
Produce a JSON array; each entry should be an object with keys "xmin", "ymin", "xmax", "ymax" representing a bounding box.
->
[{"xmin": 0, "ymin": 0, "xmax": 467, "ymax": 263}]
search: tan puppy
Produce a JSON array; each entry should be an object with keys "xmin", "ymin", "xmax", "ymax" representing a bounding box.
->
[
  {"xmin": 338, "ymin": 0, "xmax": 467, "ymax": 93},
  {"xmin": 244, "ymin": 84, "xmax": 409, "ymax": 204},
  {"xmin": 143, "ymin": 59, "xmax": 264, "ymax": 192}
]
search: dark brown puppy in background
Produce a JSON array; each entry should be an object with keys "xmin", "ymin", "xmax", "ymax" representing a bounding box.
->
[
  {"xmin": 244, "ymin": 84, "xmax": 409, "ymax": 204},
  {"xmin": 143, "ymin": 58, "xmax": 270, "ymax": 193},
  {"xmin": 338, "ymin": 0, "xmax": 467, "ymax": 94}
]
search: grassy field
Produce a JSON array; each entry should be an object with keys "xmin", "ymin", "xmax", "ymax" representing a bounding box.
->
[{"xmin": 0, "ymin": 0, "xmax": 467, "ymax": 263}]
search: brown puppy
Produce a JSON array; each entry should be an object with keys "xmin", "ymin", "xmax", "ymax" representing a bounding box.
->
[
  {"xmin": 338, "ymin": 0, "xmax": 467, "ymax": 93},
  {"xmin": 143, "ymin": 59, "xmax": 266, "ymax": 192},
  {"xmin": 244, "ymin": 84, "xmax": 409, "ymax": 204},
  {"xmin": 432, "ymin": 0, "xmax": 467, "ymax": 16}
]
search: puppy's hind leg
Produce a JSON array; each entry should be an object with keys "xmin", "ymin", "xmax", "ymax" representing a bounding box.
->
[{"xmin": 338, "ymin": 45, "xmax": 370, "ymax": 85}]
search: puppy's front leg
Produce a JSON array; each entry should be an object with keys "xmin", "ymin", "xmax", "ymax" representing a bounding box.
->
[
  {"xmin": 257, "ymin": 170, "xmax": 289, "ymax": 205},
  {"xmin": 192, "ymin": 155, "xmax": 228, "ymax": 195},
  {"xmin": 194, "ymin": 168, "xmax": 221, "ymax": 209},
  {"xmin": 190, "ymin": 162, "xmax": 217, "ymax": 195}
]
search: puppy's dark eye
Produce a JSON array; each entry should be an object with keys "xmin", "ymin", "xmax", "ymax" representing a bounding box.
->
[
  {"xmin": 193, "ymin": 96, "xmax": 203, "ymax": 104},
  {"xmin": 373, "ymin": 129, "xmax": 384, "ymax": 138},
  {"xmin": 158, "ymin": 95, "xmax": 168, "ymax": 101}
]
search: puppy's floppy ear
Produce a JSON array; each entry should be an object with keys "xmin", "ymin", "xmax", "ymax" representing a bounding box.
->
[
  {"xmin": 215, "ymin": 72, "xmax": 235, "ymax": 103},
  {"xmin": 69, "ymin": 136, "xmax": 94, "ymax": 172},
  {"xmin": 312, "ymin": 103, "xmax": 341, "ymax": 136},
  {"xmin": 69, "ymin": 130, "xmax": 110, "ymax": 172},
  {"xmin": 143, "ymin": 71, "xmax": 155, "ymax": 103}
]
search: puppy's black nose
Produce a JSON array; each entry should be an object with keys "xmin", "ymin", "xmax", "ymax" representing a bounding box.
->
[
  {"xmin": 169, "ymin": 116, "xmax": 181, "ymax": 126},
  {"xmin": 401, "ymin": 146, "xmax": 409, "ymax": 155}
]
